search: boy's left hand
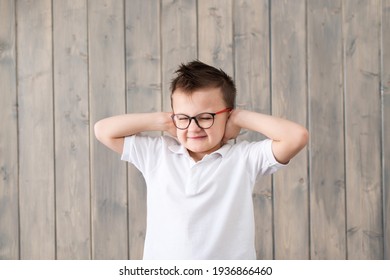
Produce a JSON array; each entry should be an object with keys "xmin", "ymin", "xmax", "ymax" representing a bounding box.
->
[{"xmin": 222, "ymin": 110, "xmax": 241, "ymax": 143}]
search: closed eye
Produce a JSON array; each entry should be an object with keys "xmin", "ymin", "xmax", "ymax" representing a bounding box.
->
[{"xmin": 177, "ymin": 115, "xmax": 189, "ymax": 121}]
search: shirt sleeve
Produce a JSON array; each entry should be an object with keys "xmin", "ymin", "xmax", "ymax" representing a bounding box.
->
[
  {"xmin": 121, "ymin": 134, "xmax": 163, "ymax": 174},
  {"xmin": 242, "ymin": 139, "xmax": 287, "ymax": 177}
]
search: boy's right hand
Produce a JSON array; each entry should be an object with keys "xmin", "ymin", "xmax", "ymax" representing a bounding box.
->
[{"xmin": 161, "ymin": 112, "xmax": 177, "ymax": 138}]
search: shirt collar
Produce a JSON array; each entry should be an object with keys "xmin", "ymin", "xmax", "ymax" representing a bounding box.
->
[
  {"xmin": 168, "ymin": 140, "xmax": 231, "ymax": 159},
  {"xmin": 168, "ymin": 142, "xmax": 188, "ymax": 155}
]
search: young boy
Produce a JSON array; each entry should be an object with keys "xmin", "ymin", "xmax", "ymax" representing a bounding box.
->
[{"xmin": 94, "ymin": 60, "xmax": 308, "ymax": 260}]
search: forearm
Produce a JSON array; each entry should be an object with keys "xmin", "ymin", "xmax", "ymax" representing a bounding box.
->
[
  {"xmin": 95, "ymin": 112, "xmax": 171, "ymax": 138},
  {"xmin": 231, "ymin": 109, "xmax": 308, "ymax": 163},
  {"xmin": 94, "ymin": 112, "xmax": 173, "ymax": 153},
  {"xmin": 231, "ymin": 110, "xmax": 302, "ymax": 140}
]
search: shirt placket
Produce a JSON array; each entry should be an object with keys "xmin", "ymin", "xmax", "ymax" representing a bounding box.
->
[{"xmin": 185, "ymin": 162, "xmax": 202, "ymax": 196}]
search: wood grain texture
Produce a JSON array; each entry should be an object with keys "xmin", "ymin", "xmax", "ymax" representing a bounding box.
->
[
  {"xmin": 343, "ymin": 0, "xmax": 383, "ymax": 259},
  {"xmin": 233, "ymin": 0, "xmax": 273, "ymax": 259},
  {"xmin": 89, "ymin": 0, "xmax": 128, "ymax": 259},
  {"xmin": 308, "ymin": 0, "xmax": 346, "ymax": 259},
  {"xmin": 161, "ymin": 0, "xmax": 197, "ymax": 112},
  {"xmin": 53, "ymin": 0, "xmax": 90, "ymax": 259},
  {"xmin": 0, "ymin": 0, "xmax": 19, "ymax": 260},
  {"xmin": 125, "ymin": 0, "xmax": 162, "ymax": 260},
  {"xmin": 0, "ymin": 0, "xmax": 388, "ymax": 260},
  {"xmin": 17, "ymin": 0, "xmax": 55, "ymax": 259},
  {"xmin": 198, "ymin": 0, "xmax": 233, "ymax": 75},
  {"xmin": 271, "ymin": 0, "xmax": 309, "ymax": 259},
  {"xmin": 382, "ymin": 0, "xmax": 390, "ymax": 260}
]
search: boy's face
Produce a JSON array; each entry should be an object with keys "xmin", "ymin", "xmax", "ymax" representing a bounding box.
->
[{"xmin": 171, "ymin": 87, "xmax": 230, "ymax": 161}]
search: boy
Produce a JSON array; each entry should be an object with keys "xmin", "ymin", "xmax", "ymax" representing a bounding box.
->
[{"xmin": 94, "ymin": 60, "xmax": 308, "ymax": 260}]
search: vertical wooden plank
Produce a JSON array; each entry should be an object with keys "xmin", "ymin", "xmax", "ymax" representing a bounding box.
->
[
  {"xmin": 0, "ymin": 0, "xmax": 19, "ymax": 260},
  {"xmin": 233, "ymin": 0, "xmax": 273, "ymax": 259},
  {"xmin": 382, "ymin": 0, "xmax": 390, "ymax": 260},
  {"xmin": 234, "ymin": 0, "xmax": 270, "ymax": 140},
  {"xmin": 161, "ymin": 0, "xmax": 197, "ymax": 112},
  {"xmin": 53, "ymin": 0, "xmax": 90, "ymax": 259},
  {"xmin": 343, "ymin": 0, "xmax": 383, "ymax": 259},
  {"xmin": 308, "ymin": 0, "xmax": 346, "ymax": 259},
  {"xmin": 89, "ymin": 0, "xmax": 127, "ymax": 259},
  {"xmin": 198, "ymin": 0, "xmax": 234, "ymax": 75},
  {"xmin": 125, "ymin": 0, "xmax": 161, "ymax": 260},
  {"xmin": 271, "ymin": 0, "xmax": 309, "ymax": 259},
  {"xmin": 16, "ymin": 0, "xmax": 55, "ymax": 259}
]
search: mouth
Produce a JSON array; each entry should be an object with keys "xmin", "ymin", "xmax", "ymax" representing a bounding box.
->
[{"xmin": 187, "ymin": 135, "xmax": 207, "ymax": 140}]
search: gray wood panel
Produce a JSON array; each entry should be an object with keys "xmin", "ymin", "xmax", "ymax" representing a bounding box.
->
[
  {"xmin": 16, "ymin": 0, "xmax": 55, "ymax": 259},
  {"xmin": 383, "ymin": 0, "xmax": 390, "ymax": 260},
  {"xmin": 161, "ymin": 0, "xmax": 197, "ymax": 112},
  {"xmin": 343, "ymin": 0, "xmax": 383, "ymax": 259},
  {"xmin": 88, "ymin": 0, "xmax": 128, "ymax": 259},
  {"xmin": 0, "ymin": 0, "xmax": 19, "ymax": 260},
  {"xmin": 233, "ymin": 0, "xmax": 273, "ymax": 259},
  {"xmin": 308, "ymin": 0, "xmax": 346, "ymax": 259},
  {"xmin": 125, "ymin": 0, "xmax": 161, "ymax": 260},
  {"xmin": 53, "ymin": 0, "xmax": 91, "ymax": 259},
  {"xmin": 0, "ymin": 0, "xmax": 388, "ymax": 260},
  {"xmin": 271, "ymin": 0, "xmax": 309, "ymax": 259},
  {"xmin": 198, "ymin": 0, "xmax": 233, "ymax": 75}
]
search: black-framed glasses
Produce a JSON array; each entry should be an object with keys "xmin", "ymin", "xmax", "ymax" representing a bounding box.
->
[{"xmin": 171, "ymin": 108, "xmax": 232, "ymax": 130}]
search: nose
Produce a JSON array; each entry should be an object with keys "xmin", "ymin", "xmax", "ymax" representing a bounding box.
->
[{"xmin": 187, "ymin": 118, "xmax": 202, "ymax": 131}]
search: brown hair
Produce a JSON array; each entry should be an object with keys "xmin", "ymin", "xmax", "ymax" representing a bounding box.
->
[{"xmin": 170, "ymin": 60, "xmax": 236, "ymax": 109}]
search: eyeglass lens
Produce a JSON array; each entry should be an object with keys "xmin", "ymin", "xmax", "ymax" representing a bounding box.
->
[{"xmin": 173, "ymin": 113, "xmax": 215, "ymax": 129}]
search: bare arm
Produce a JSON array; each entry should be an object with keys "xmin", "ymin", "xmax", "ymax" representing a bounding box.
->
[
  {"xmin": 94, "ymin": 112, "xmax": 176, "ymax": 154},
  {"xmin": 223, "ymin": 109, "xmax": 308, "ymax": 164}
]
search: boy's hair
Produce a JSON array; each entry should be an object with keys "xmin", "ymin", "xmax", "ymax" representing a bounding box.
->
[{"xmin": 170, "ymin": 60, "xmax": 236, "ymax": 109}]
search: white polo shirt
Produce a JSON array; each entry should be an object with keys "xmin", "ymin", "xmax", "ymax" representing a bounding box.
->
[{"xmin": 121, "ymin": 135, "xmax": 285, "ymax": 260}]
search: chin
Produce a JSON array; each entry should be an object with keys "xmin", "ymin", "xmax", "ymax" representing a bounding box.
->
[
  {"xmin": 187, "ymin": 142, "xmax": 221, "ymax": 153},
  {"xmin": 185, "ymin": 144, "xmax": 207, "ymax": 153}
]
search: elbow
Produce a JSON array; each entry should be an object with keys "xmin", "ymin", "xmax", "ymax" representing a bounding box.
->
[
  {"xmin": 93, "ymin": 119, "xmax": 124, "ymax": 154},
  {"xmin": 284, "ymin": 127, "xmax": 309, "ymax": 163},
  {"xmin": 93, "ymin": 119, "xmax": 110, "ymax": 144},
  {"xmin": 94, "ymin": 119, "xmax": 107, "ymax": 143},
  {"xmin": 296, "ymin": 126, "xmax": 309, "ymax": 150}
]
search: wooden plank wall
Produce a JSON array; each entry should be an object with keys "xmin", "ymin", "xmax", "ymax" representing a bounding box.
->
[{"xmin": 0, "ymin": 0, "xmax": 388, "ymax": 260}]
